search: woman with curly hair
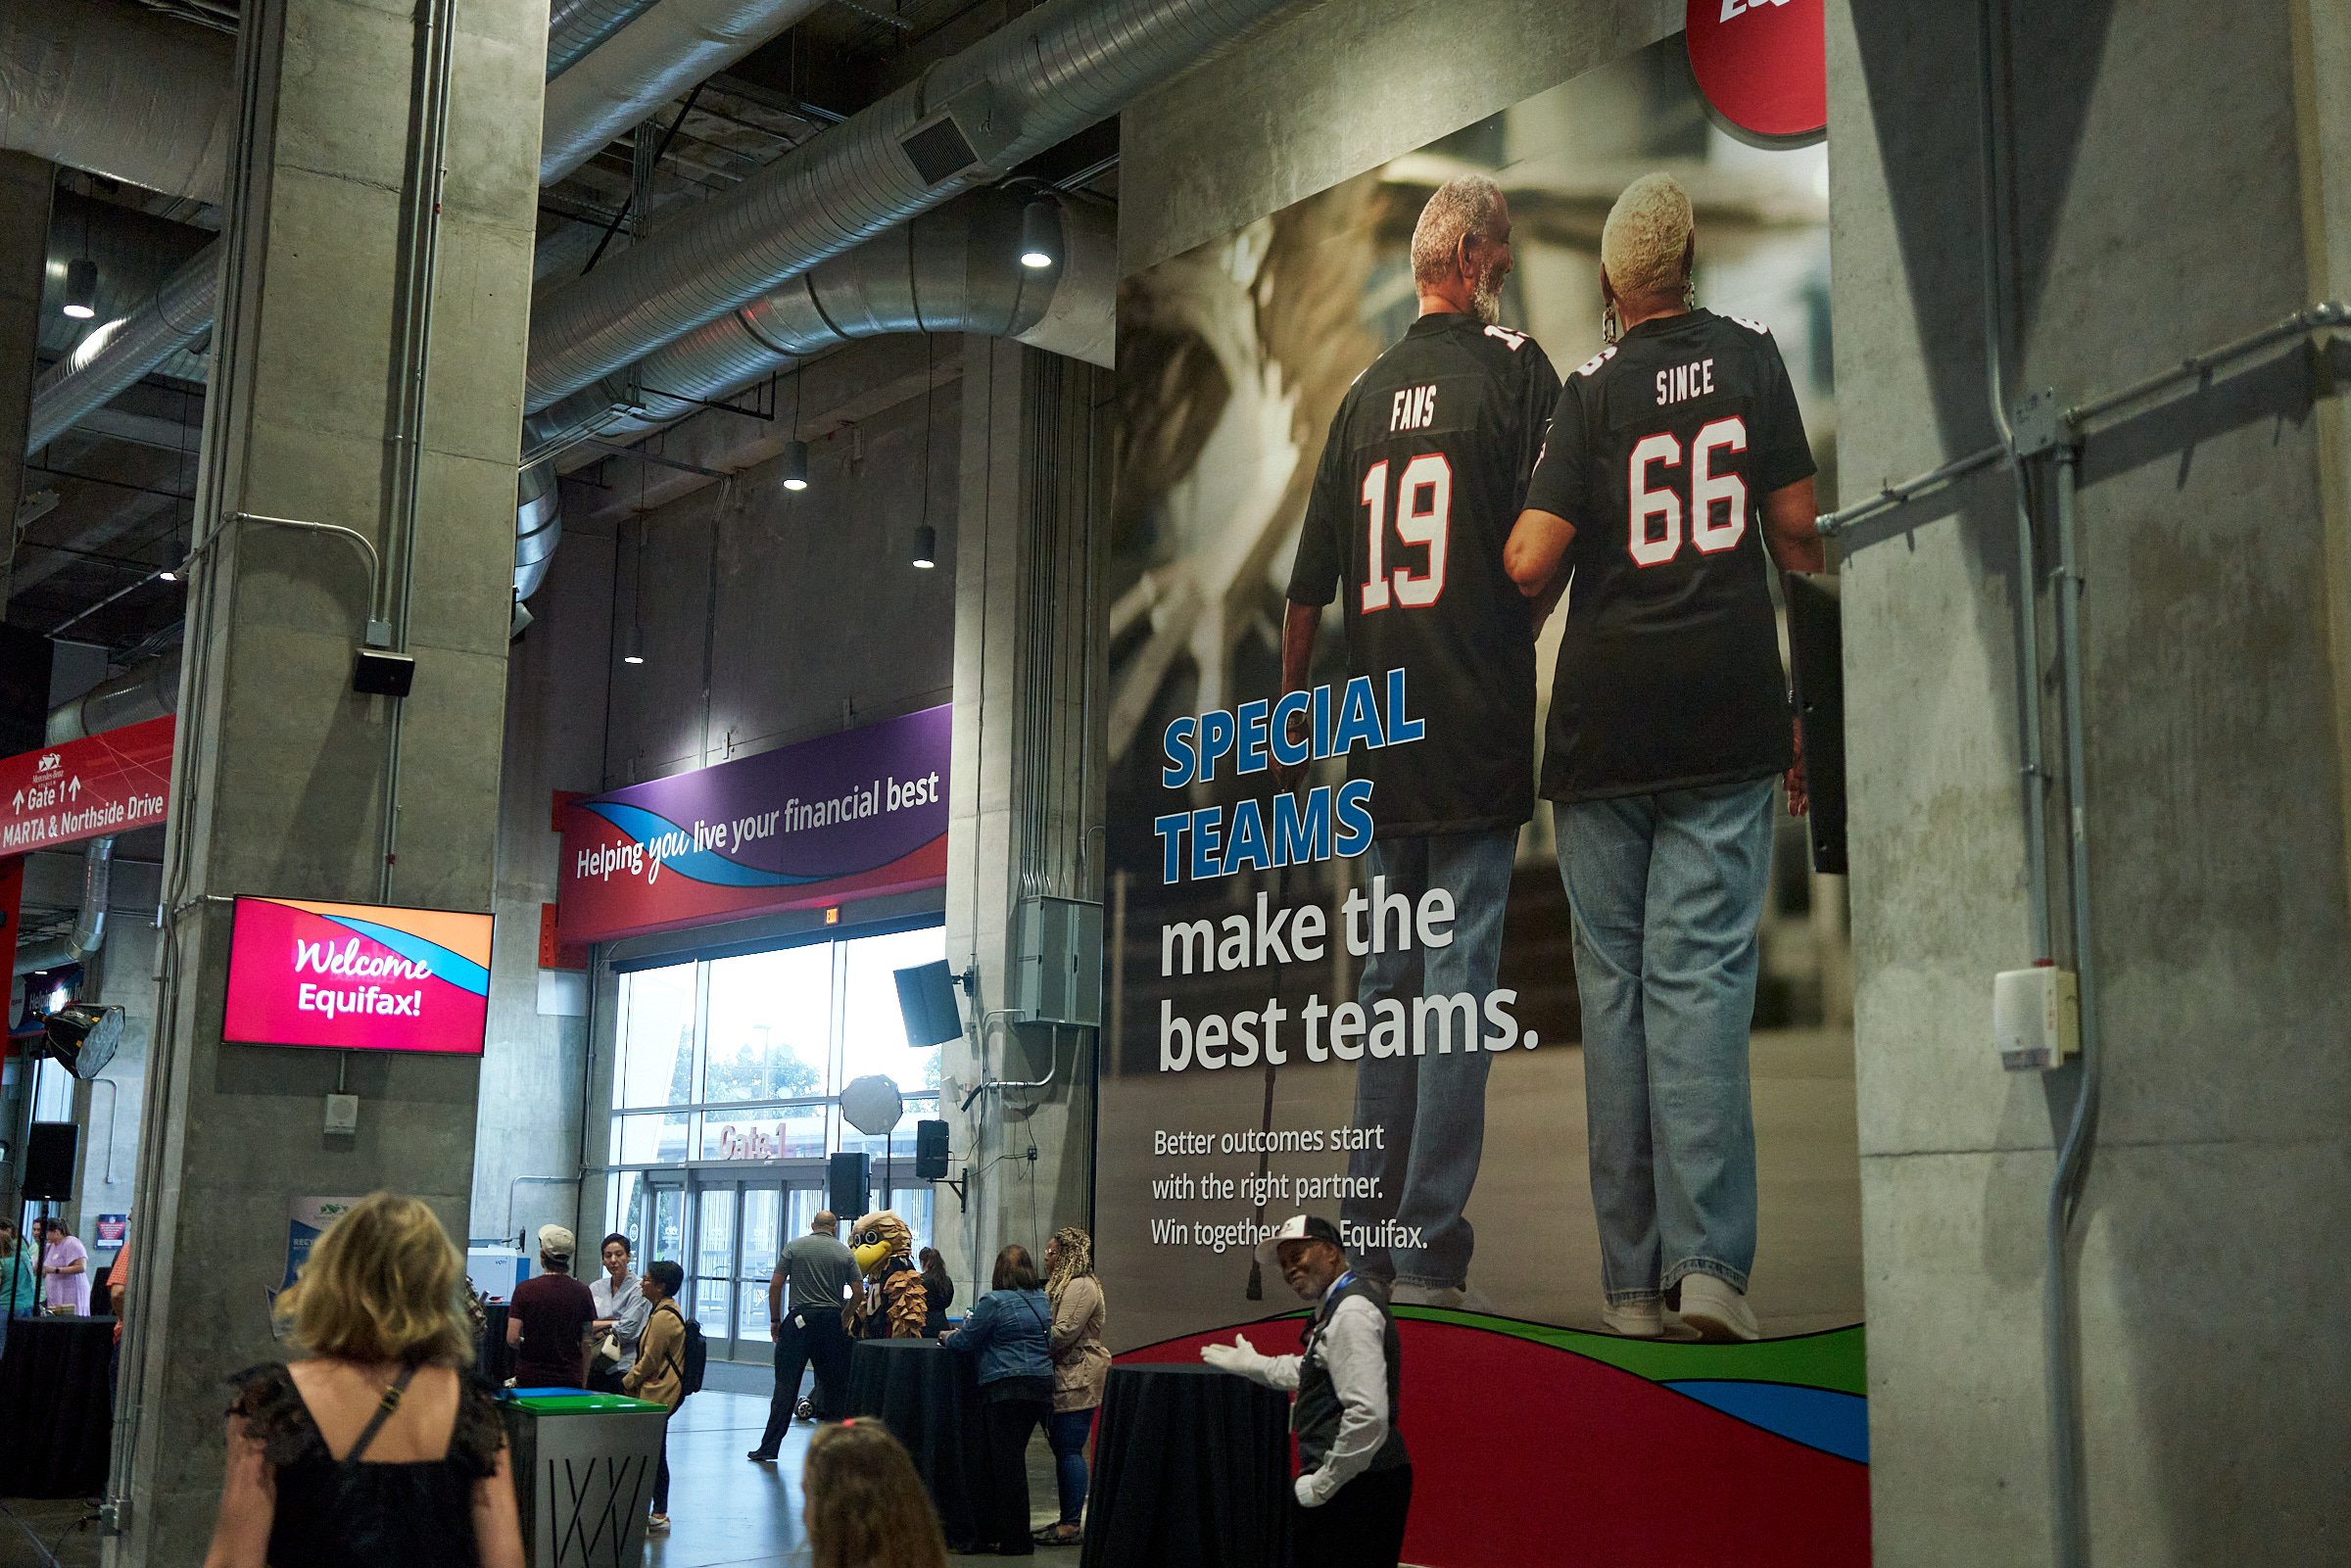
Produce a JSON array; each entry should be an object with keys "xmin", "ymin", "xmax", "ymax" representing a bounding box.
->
[
  {"xmin": 1034, "ymin": 1226, "xmax": 1108, "ymax": 1547},
  {"xmin": 802, "ymin": 1418, "xmax": 948, "ymax": 1568},
  {"xmin": 201, "ymin": 1193, "xmax": 524, "ymax": 1568}
]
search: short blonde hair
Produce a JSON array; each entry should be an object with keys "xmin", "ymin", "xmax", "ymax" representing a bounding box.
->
[
  {"xmin": 275, "ymin": 1193, "xmax": 474, "ymax": 1366},
  {"xmin": 1601, "ymin": 172, "xmax": 1695, "ymax": 300}
]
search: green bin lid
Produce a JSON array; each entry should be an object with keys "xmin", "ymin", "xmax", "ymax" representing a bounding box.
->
[{"xmin": 504, "ymin": 1391, "xmax": 668, "ymax": 1415}]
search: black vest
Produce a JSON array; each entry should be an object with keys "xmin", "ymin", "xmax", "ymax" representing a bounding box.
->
[{"xmin": 1293, "ymin": 1275, "xmax": 1408, "ymax": 1474}]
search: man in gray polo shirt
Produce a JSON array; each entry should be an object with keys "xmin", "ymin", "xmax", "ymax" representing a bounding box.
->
[{"xmin": 748, "ymin": 1211, "xmax": 860, "ymax": 1460}]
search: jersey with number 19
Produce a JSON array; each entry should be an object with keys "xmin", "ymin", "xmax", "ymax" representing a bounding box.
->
[
  {"xmin": 1286, "ymin": 312, "xmax": 1563, "ymax": 837},
  {"xmin": 1523, "ymin": 309, "xmax": 1816, "ymax": 803}
]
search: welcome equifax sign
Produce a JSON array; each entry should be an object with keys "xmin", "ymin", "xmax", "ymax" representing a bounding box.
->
[
  {"xmin": 0, "ymin": 715, "xmax": 174, "ymax": 854},
  {"xmin": 223, "ymin": 896, "xmax": 493, "ymax": 1055}
]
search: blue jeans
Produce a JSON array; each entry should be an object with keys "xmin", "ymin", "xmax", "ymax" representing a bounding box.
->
[
  {"xmin": 1555, "ymin": 779, "xmax": 1775, "ymax": 1304},
  {"xmin": 1047, "ymin": 1407, "xmax": 1094, "ymax": 1523},
  {"xmin": 1339, "ymin": 828, "xmax": 1517, "ymax": 1290}
]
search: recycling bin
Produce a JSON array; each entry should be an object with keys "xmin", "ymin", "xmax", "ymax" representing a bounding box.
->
[{"xmin": 500, "ymin": 1388, "xmax": 671, "ymax": 1568}]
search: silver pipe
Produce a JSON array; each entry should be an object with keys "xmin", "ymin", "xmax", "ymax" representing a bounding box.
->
[
  {"xmin": 10, "ymin": 837, "xmax": 115, "ymax": 976},
  {"xmin": 537, "ymin": 187, "xmax": 1109, "ymax": 447},
  {"xmin": 377, "ymin": 0, "xmax": 458, "ymax": 903},
  {"xmin": 24, "ymin": 242, "xmax": 221, "ymax": 454},
  {"xmin": 546, "ymin": 0, "xmax": 665, "ymax": 78},
  {"xmin": 0, "ymin": 0, "xmax": 235, "ymax": 200},
  {"xmin": 1974, "ymin": 0, "xmax": 2051, "ymax": 966},
  {"xmin": 524, "ymin": 0, "xmax": 1300, "ymax": 409},
  {"xmin": 539, "ymin": 0, "xmax": 825, "ymax": 184},
  {"xmin": 2065, "ymin": 300, "xmax": 2351, "ymax": 426},
  {"xmin": 2042, "ymin": 442, "xmax": 2102, "ymax": 1568},
  {"xmin": 46, "ymin": 648, "xmax": 180, "ymax": 744}
]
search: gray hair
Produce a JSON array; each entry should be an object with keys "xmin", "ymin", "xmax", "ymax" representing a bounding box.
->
[
  {"xmin": 1601, "ymin": 172, "xmax": 1695, "ymax": 300},
  {"xmin": 1411, "ymin": 174, "xmax": 1507, "ymax": 288}
]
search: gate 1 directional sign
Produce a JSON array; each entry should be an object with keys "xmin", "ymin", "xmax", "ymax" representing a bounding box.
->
[{"xmin": 0, "ymin": 715, "xmax": 175, "ymax": 854}]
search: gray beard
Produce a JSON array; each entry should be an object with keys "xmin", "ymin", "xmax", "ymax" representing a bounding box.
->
[{"xmin": 1469, "ymin": 269, "xmax": 1505, "ymax": 326}]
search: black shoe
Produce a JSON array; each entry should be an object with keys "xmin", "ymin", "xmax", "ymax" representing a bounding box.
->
[{"xmin": 745, "ymin": 1449, "xmax": 777, "ymax": 1462}]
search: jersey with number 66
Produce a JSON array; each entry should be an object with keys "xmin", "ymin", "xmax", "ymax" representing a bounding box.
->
[
  {"xmin": 1286, "ymin": 312, "xmax": 1562, "ymax": 837},
  {"xmin": 1523, "ymin": 309, "xmax": 1815, "ymax": 803}
]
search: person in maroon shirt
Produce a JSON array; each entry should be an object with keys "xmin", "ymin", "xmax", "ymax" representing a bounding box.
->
[{"xmin": 504, "ymin": 1225, "xmax": 597, "ymax": 1389}]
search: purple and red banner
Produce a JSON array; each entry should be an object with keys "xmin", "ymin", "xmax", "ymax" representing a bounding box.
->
[
  {"xmin": 557, "ymin": 705, "xmax": 950, "ymax": 946},
  {"xmin": 0, "ymin": 714, "xmax": 173, "ymax": 855},
  {"xmin": 222, "ymin": 897, "xmax": 493, "ymax": 1055}
]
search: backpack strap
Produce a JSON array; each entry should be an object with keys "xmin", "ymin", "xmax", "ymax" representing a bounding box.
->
[{"xmin": 341, "ymin": 1362, "xmax": 420, "ymax": 1469}]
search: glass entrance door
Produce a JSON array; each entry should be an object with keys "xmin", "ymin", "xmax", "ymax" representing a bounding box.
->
[{"xmin": 683, "ymin": 1176, "xmax": 832, "ymax": 1363}]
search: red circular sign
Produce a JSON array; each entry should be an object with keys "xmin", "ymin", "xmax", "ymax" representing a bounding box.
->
[{"xmin": 1686, "ymin": 0, "xmax": 1827, "ymax": 146}]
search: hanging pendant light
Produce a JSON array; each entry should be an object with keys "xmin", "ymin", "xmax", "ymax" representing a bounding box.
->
[
  {"xmin": 62, "ymin": 257, "xmax": 98, "ymax": 319},
  {"xmin": 622, "ymin": 621, "xmax": 646, "ymax": 665},
  {"xmin": 781, "ymin": 439, "xmax": 811, "ymax": 492},
  {"xmin": 911, "ymin": 524, "xmax": 937, "ymax": 569},
  {"xmin": 1020, "ymin": 196, "xmax": 1061, "ymax": 270}
]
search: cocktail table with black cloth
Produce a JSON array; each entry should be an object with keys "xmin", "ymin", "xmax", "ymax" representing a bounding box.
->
[
  {"xmin": 844, "ymin": 1338, "xmax": 998, "ymax": 1549},
  {"xmin": 0, "ymin": 1315, "xmax": 116, "ymax": 1497},
  {"xmin": 477, "ymin": 1301, "xmax": 513, "ymax": 1385},
  {"xmin": 1080, "ymin": 1363, "xmax": 1293, "ymax": 1568}
]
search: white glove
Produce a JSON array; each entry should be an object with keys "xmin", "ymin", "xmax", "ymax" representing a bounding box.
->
[
  {"xmin": 1294, "ymin": 1472, "xmax": 1327, "ymax": 1508},
  {"xmin": 1199, "ymin": 1334, "xmax": 1262, "ymax": 1374}
]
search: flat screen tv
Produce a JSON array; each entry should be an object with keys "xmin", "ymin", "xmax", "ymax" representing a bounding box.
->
[{"xmin": 222, "ymin": 896, "xmax": 493, "ymax": 1055}]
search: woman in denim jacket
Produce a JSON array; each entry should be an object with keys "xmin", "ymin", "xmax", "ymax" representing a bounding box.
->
[{"xmin": 945, "ymin": 1245, "xmax": 1054, "ymax": 1555}]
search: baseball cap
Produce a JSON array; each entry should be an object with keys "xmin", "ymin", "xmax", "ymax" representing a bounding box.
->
[
  {"xmin": 1253, "ymin": 1213, "xmax": 1342, "ymax": 1276},
  {"xmin": 537, "ymin": 1224, "xmax": 576, "ymax": 1260}
]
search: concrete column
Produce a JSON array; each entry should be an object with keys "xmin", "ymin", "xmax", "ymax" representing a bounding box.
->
[
  {"xmin": 110, "ymin": 0, "xmax": 546, "ymax": 1556},
  {"xmin": 941, "ymin": 337, "xmax": 1108, "ymax": 1288},
  {"xmin": 1830, "ymin": 2, "xmax": 2351, "ymax": 1563},
  {"xmin": 0, "ymin": 152, "xmax": 51, "ymax": 616}
]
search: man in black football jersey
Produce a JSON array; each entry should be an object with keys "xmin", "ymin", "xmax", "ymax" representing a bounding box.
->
[
  {"xmin": 1280, "ymin": 174, "xmax": 1562, "ymax": 1307},
  {"xmin": 1504, "ymin": 173, "xmax": 1825, "ymax": 1343}
]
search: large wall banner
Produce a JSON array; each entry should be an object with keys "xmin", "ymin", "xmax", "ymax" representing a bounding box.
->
[
  {"xmin": 1099, "ymin": 38, "xmax": 1864, "ymax": 1567},
  {"xmin": 558, "ymin": 705, "xmax": 949, "ymax": 945}
]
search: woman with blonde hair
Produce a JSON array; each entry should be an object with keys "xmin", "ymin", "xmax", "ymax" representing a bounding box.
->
[
  {"xmin": 201, "ymin": 1193, "xmax": 523, "ymax": 1568},
  {"xmin": 1034, "ymin": 1227, "xmax": 1107, "ymax": 1547},
  {"xmin": 802, "ymin": 1418, "xmax": 948, "ymax": 1568}
]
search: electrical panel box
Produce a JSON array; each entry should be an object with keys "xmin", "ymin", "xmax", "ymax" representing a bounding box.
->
[
  {"xmin": 1015, "ymin": 895, "xmax": 1103, "ymax": 1027},
  {"xmin": 1993, "ymin": 966, "xmax": 2081, "ymax": 1070}
]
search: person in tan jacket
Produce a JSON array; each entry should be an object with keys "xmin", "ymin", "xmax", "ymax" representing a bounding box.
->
[
  {"xmin": 624, "ymin": 1260, "xmax": 689, "ymax": 1536},
  {"xmin": 1036, "ymin": 1227, "xmax": 1109, "ymax": 1547}
]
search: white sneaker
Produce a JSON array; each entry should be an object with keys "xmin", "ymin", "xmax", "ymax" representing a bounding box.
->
[
  {"xmin": 1601, "ymin": 1301, "xmax": 1664, "ymax": 1338},
  {"xmin": 646, "ymin": 1514, "xmax": 671, "ymax": 1536},
  {"xmin": 1676, "ymin": 1274, "xmax": 1759, "ymax": 1343},
  {"xmin": 1389, "ymin": 1282, "xmax": 1464, "ymax": 1308}
]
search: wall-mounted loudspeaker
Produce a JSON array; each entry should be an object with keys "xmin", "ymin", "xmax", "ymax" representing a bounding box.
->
[
  {"xmin": 894, "ymin": 960, "xmax": 963, "ymax": 1047},
  {"xmin": 24, "ymin": 1121, "xmax": 79, "ymax": 1202},
  {"xmin": 914, "ymin": 1119, "xmax": 949, "ymax": 1181},
  {"xmin": 828, "ymin": 1152, "xmax": 870, "ymax": 1220}
]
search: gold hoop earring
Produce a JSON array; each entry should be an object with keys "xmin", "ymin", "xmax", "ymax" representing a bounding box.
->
[
  {"xmin": 1682, "ymin": 276, "xmax": 1698, "ymax": 312},
  {"xmin": 1602, "ymin": 302, "xmax": 1621, "ymax": 346}
]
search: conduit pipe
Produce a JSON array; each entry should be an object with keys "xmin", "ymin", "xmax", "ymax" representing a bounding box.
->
[
  {"xmin": 523, "ymin": 0, "xmax": 1299, "ymax": 409},
  {"xmin": 0, "ymin": 0, "xmax": 236, "ymax": 201},
  {"xmin": 539, "ymin": 0, "xmax": 826, "ymax": 185}
]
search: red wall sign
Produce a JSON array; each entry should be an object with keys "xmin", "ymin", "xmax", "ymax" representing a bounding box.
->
[
  {"xmin": 0, "ymin": 857, "xmax": 22, "ymax": 986},
  {"xmin": 1686, "ymin": 0, "xmax": 1827, "ymax": 146},
  {"xmin": 0, "ymin": 715, "xmax": 174, "ymax": 855}
]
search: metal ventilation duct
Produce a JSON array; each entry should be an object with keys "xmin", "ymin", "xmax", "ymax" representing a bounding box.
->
[
  {"xmin": 513, "ymin": 459, "xmax": 564, "ymax": 601},
  {"xmin": 540, "ymin": 187, "xmax": 1114, "ymax": 449},
  {"xmin": 523, "ymin": 0, "xmax": 1296, "ymax": 410},
  {"xmin": 540, "ymin": 0, "xmax": 824, "ymax": 184},
  {"xmin": 0, "ymin": 0, "xmax": 236, "ymax": 201},
  {"xmin": 12, "ymin": 835, "xmax": 114, "ymax": 977},
  {"xmin": 546, "ymin": 0, "xmax": 665, "ymax": 78},
  {"xmin": 24, "ymin": 241, "xmax": 220, "ymax": 453}
]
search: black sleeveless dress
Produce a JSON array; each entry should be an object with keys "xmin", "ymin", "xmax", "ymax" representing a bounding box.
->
[{"xmin": 228, "ymin": 1362, "xmax": 507, "ymax": 1568}]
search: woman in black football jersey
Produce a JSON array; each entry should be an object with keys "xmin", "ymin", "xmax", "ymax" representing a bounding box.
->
[{"xmin": 1502, "ymin": 173, "xmax": 1826, "ymax": 1345}]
